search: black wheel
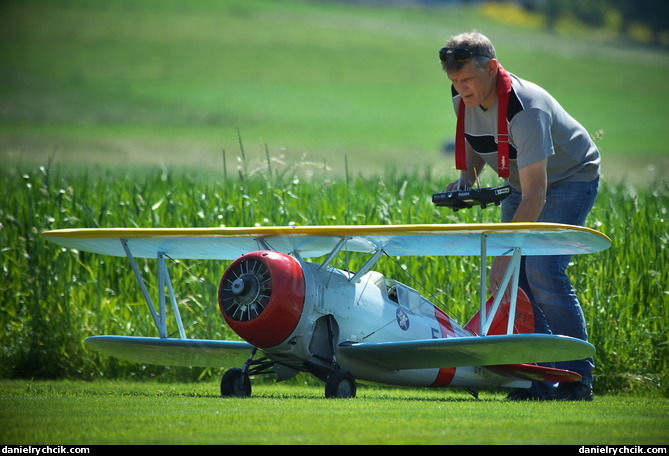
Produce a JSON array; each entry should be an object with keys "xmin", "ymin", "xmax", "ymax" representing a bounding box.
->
[
  {"xmin": 221, "ymin": 368, "xmax": 252, "ymax": 397},
  {"xmin": 325, "ymin": 369, "xmax": 356, "ymax": 398}
]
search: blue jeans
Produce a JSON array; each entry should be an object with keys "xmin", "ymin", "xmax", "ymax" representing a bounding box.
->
[{"xmin": 501, "ymin": 178, "xmax": 599, "ymax": 394}]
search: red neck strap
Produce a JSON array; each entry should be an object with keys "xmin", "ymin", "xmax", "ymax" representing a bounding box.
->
[{"xmin": 455, "ymin": 65, "xmax": 512, "ymax": 178}]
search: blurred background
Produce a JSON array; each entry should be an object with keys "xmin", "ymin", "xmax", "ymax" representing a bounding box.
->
[{"xmin": 1, "ymin": 0, "xmax": 667, "ymax": 184}]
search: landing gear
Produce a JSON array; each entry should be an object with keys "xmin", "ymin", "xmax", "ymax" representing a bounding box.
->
[
  {"xmin": 325, "ymin": 369, "xmax": 357, "ymax": 398},
  {"xmin": 221, "ymin": 365, "xmax": 358, "ymax": 399},
  {"xmin": 220, "ymin": 368, "xmax": 251, "ymax": 397},
  {"xmin": 308, "ymin": 315, "xmax": 356, "ymax": 398},
  {"xmin": 220, "ymin": 317, "xmax": 358, "ymax": 399},
  {"xmin": 220, "ymin": 348, "xmax": 274, "ymax": 398}
]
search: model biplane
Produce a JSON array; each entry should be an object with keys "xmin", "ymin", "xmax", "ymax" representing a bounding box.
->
[{"xmin": 42, "ymin": 223, "xmax": 611, "ymax": 398}]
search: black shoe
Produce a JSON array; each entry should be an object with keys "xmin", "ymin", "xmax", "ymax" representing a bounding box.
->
[
  {"xmin": 555, "ymin": 382, "xmax": 593, "ymax": 401},
  {"xmin": 506, "ymin": 388, "xmax": 547, "ymax": 401}
]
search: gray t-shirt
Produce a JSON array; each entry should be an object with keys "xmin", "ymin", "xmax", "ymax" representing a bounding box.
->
[{"xmin": 452, "ymin": 73, "xmax": 600, "ymax": 191}]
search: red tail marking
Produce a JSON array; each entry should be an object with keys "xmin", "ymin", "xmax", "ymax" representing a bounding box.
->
[{"xmin": 464, "ymin": 288, "xmax": 534, "ymax": 336}]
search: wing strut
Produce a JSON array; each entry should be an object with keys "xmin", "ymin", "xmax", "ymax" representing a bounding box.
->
[
  {"xmin": 479, "ymin": 234, "xmax": 522, "ymax": 336},
  {"xmin": 318, "ymin": 236, "xmax": 351, "ymax": 271},
  {"xmin": 120, "ymin": 239, "xmax": 186, "ymax": 339},
  {"xmin": 158, "ymin": 252, "xmax": 186, "ymax": 339},
  {"xmin": 350, "ymin": 249, "xmax": 385, "ymax": 283},
  {"xmin": 480, "ymin": 234, "xmax": 488, "ymax": 334}
]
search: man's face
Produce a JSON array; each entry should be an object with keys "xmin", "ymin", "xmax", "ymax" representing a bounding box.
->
[{"xmin": 446, "ymin": 59, "xmax": 498, "ymax": 110}]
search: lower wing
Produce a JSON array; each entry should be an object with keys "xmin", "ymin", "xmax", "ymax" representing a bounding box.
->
[
  {"xmin": 85, "ymin": 335, "xmax": 253, "ymax": 368},
  {"xmin": 337, "ymin": 334, "xmax": 594, "ymax": 371}
]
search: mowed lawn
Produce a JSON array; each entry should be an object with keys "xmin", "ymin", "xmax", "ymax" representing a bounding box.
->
[{"xmin": 2, "ymin": 380, "xmax": 668, "ymax": 445}]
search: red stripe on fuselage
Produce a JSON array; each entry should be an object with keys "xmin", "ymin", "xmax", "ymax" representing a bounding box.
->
[{"xmin": 430, "ymin": 306, "xmax": 456, "ymax": 387}]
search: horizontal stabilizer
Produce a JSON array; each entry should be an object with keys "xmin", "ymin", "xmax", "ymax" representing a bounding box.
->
[
  {"xmin": 485, "ymin": 364, "xmax": 582, "ymax": 383},
  {"xmin": 338, "ymin": 334, "xmax": 594, "ymax": 371},
  {"xmin": 85, "ymin": 336, "xmax": 253, "ymax": 368}
]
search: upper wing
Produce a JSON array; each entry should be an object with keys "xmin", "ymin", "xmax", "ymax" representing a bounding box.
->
[
  {"xmin": 42, "ymin": 223, "xmax": 611, "ymax": 259},
  {"xmin": 337, "ymin": 333, "xmax": 595, "ymax": 371},
  {"xmin": 85, "ymin": 335, "xmax": 254, "ymax": 368}
]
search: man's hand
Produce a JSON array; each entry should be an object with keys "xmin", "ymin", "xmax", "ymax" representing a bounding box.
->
[{"xmin": 444, "ymin": 178, "xmax": 471, "ymax": 192}]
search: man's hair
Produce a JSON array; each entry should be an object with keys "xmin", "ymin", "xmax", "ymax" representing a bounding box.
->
[{"xmin": 441, "ymin": 31, "xmax": 496, "ymax": 72}]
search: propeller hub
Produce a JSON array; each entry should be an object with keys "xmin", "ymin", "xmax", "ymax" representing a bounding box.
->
[{"xmin": 231, "ymin": 275, "xmax": 258, "ymax": 297}]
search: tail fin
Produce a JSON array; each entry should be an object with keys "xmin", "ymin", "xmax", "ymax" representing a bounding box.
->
[
  {"xmin": 465, "ymin": 289, "xmax": 584, "ymax": 384},
  {"xmin": 464, "ymin": 288, "xmax": 535, "ymax": 336}
]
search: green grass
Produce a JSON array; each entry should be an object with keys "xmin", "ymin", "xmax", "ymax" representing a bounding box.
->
[
  {"xmin": 1, "ymin": 0, "xmax": 668, "ymax": 183},
  {"xmin": 2, "ymin": 380, "xmax": 667, "ymax": 445}
]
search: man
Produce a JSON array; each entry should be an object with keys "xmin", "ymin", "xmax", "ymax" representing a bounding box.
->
[{"xmin": 440, "ymin": 31, "xmax": 600, "ymax": 401}]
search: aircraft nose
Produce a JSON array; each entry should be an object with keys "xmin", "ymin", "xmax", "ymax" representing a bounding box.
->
[{"xmin": 218, "ymin": 250, "xmax": 305, "ymax": 348}]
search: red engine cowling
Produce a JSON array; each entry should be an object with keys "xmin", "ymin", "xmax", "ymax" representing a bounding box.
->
[{"xmin": 218, "ymin": 251, "xmax": 305, "ymax": 348}]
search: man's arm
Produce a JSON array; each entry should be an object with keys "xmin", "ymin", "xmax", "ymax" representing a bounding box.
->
[
  {"xmin": 509, "ymin": 158, "xmax": 547, "ymax": 222},
  {"xmin": 488, "ymin": 159, "xmax": 547, "ymax": 297},
  {"xmin": 445, "ymin": 145, "xmax": 486, "ymax": 191}
]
